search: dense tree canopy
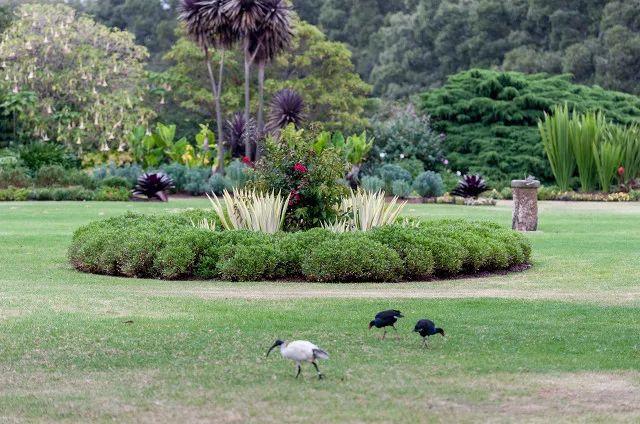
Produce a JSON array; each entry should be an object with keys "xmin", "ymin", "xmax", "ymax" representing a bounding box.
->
[
  {"xmin": 158, "ymin": 19, "xmax": 371, "ymax": 135},
  {"xmin": 0, "ymin": 4, "xmax": 152, "ymax": 152},
  {"xmin": 421, "ymin": 69, "xmax": 640, "ymax": 185},
  {"xmin": 295, "ymin": 0, "xmax": 640, "ymax": 98}
]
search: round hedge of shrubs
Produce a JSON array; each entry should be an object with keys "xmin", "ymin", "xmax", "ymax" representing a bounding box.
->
[{"xmin": 68, "ymin": 211, "xmax": 532, "ymax": 282}]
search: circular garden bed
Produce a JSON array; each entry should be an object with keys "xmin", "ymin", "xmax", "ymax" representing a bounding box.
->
[{"xmin": 68, "ymin": 210, "xmax": 532, "ymax": 282}]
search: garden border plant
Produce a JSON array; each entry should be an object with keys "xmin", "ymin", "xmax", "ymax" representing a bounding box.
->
[{"xmin": 68, "ymin": 211, "xmax": 531, "ymax": 283}]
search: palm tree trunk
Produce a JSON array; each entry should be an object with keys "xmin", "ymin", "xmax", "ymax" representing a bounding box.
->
[
  {"xmin": 205, "ymin": 47, "xmax": 225, "ymax": 174},
  {"xmin": 243, "ymin": 38, "xmax": 252, "ymax": 159},
  {"xmin": 255, "ymin": 62, "xmax": 266, "ymax": 160}
]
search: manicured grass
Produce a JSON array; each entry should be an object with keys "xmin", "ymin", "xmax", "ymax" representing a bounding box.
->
[{"xmin": 1, "ymin": 200, "xmax": 639, "ymax": 422}]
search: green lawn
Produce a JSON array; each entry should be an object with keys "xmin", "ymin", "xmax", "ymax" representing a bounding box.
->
[{"xmin": 1, "ymin": 200, "xmax": 639, "ymax": 422}]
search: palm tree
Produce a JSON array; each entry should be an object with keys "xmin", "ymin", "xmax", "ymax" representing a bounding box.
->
[
  {"xmin": 179, "ymin": 0, "xmax": 238, "ymax": 173},
  {"xmin": 222, "ymin": 0, "xmax": 269, "ymax": 157},
  {"xmin": 250, "ymin": 0, "xmax": 293, "ymax": 138}
]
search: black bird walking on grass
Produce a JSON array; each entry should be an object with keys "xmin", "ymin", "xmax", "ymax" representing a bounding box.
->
[
  {"xmin": 369, "ymin": 310, "xmax": 403, "ymax": 339},
  {"xmin": 414, "ymin": 319, "xmax": 445, "ymax": 347}
]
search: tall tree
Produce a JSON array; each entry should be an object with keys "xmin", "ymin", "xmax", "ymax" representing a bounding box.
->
[{"xmin": 0, "ymin": 3, "xmax": 151, "ymax": 153}]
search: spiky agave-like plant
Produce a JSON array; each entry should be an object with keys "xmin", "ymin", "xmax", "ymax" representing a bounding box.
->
[
  {"xmin": 451, "ymin": 174, "xmax": 488, "ymax": 198},
  {"xmin": 133, "ymin": 172, "xmax": 175, "ymax": 202},
  {"xmin": 226, "ymin": 112, "xmax": 257, "ymax": 158},
  {"xmin": 266, "ymin": 89, "xmax": 305, "ymax": 133},
  {"xmin": 179, "ymin": 0, "xmax": 238, "ymax": 173}
]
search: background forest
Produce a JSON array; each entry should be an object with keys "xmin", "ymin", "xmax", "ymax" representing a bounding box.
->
[{"xmin": 1, "ymin": 0, "xmax": 640, "ymax": 189}]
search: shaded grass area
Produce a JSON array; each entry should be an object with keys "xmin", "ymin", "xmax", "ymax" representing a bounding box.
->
[{"xmin": 1, "ymin": 200, "xmax": 640, "ymax": 421}]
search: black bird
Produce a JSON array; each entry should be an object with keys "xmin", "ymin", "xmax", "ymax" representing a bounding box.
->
[
  {"xmin": 414, "ymin": 319, "xmax": 445, "ymax": 348},
  {"xmin": 369, "ymin": 310, "xmax": 403, "ymax": 339}
]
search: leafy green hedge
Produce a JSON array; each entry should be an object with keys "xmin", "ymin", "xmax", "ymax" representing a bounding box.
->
[
  {"xmin": 0, "ymin": 186, "xmax": 130, "ymax": 201},
  {"xmin": 421, "ymin": 69, "xmax": 640, "ymax": 186},
  {"xmin": 68, "ymin": 212, "xmax": 531, "ymax": 282}
]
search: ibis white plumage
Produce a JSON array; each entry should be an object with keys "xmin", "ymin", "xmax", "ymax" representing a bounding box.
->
[{"xmin": 266, "ymin": 339, "xmax": 329, "ymax": 379}]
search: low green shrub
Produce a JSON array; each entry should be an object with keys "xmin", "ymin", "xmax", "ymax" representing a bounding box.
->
[
  {"xmin": 208, "ymin": 173, "xmax": 232, "ymax": 195},
  {"xmin": 219, "ymin": 243, "xmax": 281, "ymax": 281},
  {"xmin": 0, "ymin": 166, "xmax": 32, "ymax": 188},
  {"xmin": 379, "ymin": 164, "xmax": 412, "ymax": 192},
  {"xmin": 226, "ymin": 159, "xmax": 252, "ymax": 188},
  {"xmin": 68, "ymin": 213, "xmax": 531, "ymax": 282},
  {"xmin": 99, "ymin": 176, "xmax": 132, "ymax": 189},
  {"xmin": 391, "ymin": 179, "xmax": 412, "ymax": 198},
  {"xmin": 35, "ymin": 165, "xmax": 68, "ymax": 187},
  {"xmin": 301, "ymin": 236, "xmax": 403, "ymax": 282},
  {"xmin": 0, "ymin": 187, "xmax": 29, "ymax": 201},
  {"xmin": 94, "ymin": 187, "xmax": 130, "ymax": 201},
  {"xmin": 183, "ymin": 168, "xmax": 211, "ymax": 195},
  {"xmin": 51, "ymin": 186, "xmax": 94, "ymax": 201},
  {"xmin": 368, "ymin": 225, "xmax": 435, "ymax": 279},
  {"xmin": 360, "ymin": 175, "xmax": 384, "ymax": 193},
  {"xmin": 413, "ymin": 171, "xmax": 445, "ymax": 198}
]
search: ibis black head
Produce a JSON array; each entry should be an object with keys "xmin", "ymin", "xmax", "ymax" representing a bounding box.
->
[
  {"xmin": 437, "ymin": 328, "xmax": 445, "ymax": 337},
  {"xmin": 266, "ymin": 339, "xmax": 284, "ymax": 357},
  {"xmin": 368, "ymin": 320, "xmax": 375, "ymax": 329}
]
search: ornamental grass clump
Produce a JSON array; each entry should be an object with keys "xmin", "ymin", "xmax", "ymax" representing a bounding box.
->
[
  {"xmin": 570, "ymin": 111, "xmax": 604, "ymax": 192},
  {"xmin": 325, "ymin": 189, "xmax": 406, "ymax": 232},
  {"xmin": 207, "ymin": 188, "xmax": 289, "ymax": 234},
  {"xmin": 539, "ymin": 104, "xmax": 575, "ymax": 191},
  {"xmin": 592, "ymin": 141, "xmax": 623, "ymax": 194}
]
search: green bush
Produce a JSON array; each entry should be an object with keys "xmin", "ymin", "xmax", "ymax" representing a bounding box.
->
[
  {"xmin": 421, "ymin": 69, "xmax": 640, "ymax": 185},
  {"xmin": 18, "ymin": 142, "xmax": 79, "ymax": 171},
  {"xmin": 395, "ymin": 158, "xmax": 425, "ymax": 178},
  {"xmin": 207, "ymin": 173, "xmax": 231, "ymax": 195},
  {"xmin": 35, "ymin": 164, "xmax": 68, "ymax": 187},
  {"xmin": 99, "ymin": 176, "xmax": 132, "ymax": 189},
  {"xmin": 413, "ymin": 171, "xmax": 445, "ymax": 198},
  {"xmin": 368, "ymin": 225, "xmax": 434, "ymax": 279},
  {"xmin": 160, "ymin": 162, "xmax": 188, "ymax": 192},
  {"xmin": 370, "ymin": 105, "xmax": 445, "ymax": 172},
  {"xmin": 0, "ymin": 166, "xmax": 32, "ymax": 188},
  {"xmin": 51, "ymin": 186, "xmax": 94, "ymax": 201},
  {"xmin": 226, "ymin": 159, "xmax": 252, "ymax": 188},
  {"xmin": 302, "ymin": 236, "xmax": 403, "ymax": 282},
  {"xmin": 219, "ymin": 243, "xmax": 281, "ymax": 281},
  {"xmin": 379, "ymin": 164, "xmax": 412, "ymax": 192},
  {"xmin": 183, "ymin": 167, "xmax": 211, "ymax": 195},
  {"xmin": 91, "ymin": 162, "xmax": 142, "ymax": 186},
  {"xmin": 360, "ymin": 175, "xmax": 384, "ymax": 193},
  {"xmin": 0, "ymin": 187, "xmax": 29, "ymax": 201},
  {"xmin": 251, "ymin": 125, "xmax": 348, "ymax": 230},
  {"xmin": 93, "ymin": 187, "xmax": 130, "ymax": 201},
  {"xmin": 391, "ymin": 179, "xmax": 412, "ymax": 198},
  {"xmin": 68, "ymin": 213, "xmax": 531, "ymax": 282}
]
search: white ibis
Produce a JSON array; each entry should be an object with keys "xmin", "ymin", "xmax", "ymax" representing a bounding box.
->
[
  {"xmin": 369, "ymin": 309, "xmax": 403, "ymax": 339},
  {"xmin": 266, "ymin": 339, "xmax": 329, "ymax": 379},
  {"xmin": 414, "ymin": 319, "xmax": 445, "ymax": 347}
]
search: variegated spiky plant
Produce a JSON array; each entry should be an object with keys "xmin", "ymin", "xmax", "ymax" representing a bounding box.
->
[
  {"xmin": 323, "ymin": 190, "xmax": 406, "ymax": 232},
  {"xmin": 207, "ymin": 188, "xmax": 289, "ymax": 233}
]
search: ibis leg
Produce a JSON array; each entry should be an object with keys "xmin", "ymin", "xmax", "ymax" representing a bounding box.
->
[
  {"xmin": 381, "ymin": 329, "xmax": 386, "ymax": 340},
  {"xmin": 392, "ymin": 324, "xmax": 400, "ymax": 340},
  {"xmin": 312, "ymin": 361, "xmax": 324, "ymax": 380},
  {"xmin": 295, "ymin": 363, "xmax": 301, "ymax": 379}
]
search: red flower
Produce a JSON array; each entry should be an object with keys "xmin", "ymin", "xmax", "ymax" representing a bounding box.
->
[
  {"xmin": 288, "ymin": 189, "xmax": 301, "ymax": 206},
  {"xmin": 241, "ymin": 156, "xmax": 255, "ymax": 168},
  {"xmin": 293, "ymin": 162, "xmax": 308, "ymax": 173},
  {"xmin": 618, "ymin": 166, "xmax": 625, "ymax": 176}
]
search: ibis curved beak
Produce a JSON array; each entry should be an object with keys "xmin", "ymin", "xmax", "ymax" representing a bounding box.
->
[{"xmin": 266, "ymin": 342, "xmax": 278, "ymax": 357}]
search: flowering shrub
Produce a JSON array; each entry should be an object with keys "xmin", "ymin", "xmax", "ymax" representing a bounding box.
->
[{"xmin": 251, "ymin": 125, "xmax": 348, "ymax": 230}]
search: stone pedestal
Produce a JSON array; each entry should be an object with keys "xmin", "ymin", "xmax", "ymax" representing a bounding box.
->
[{"xmin": 511, "ymin": 179, "xmax": 540, "ymax": 231}]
